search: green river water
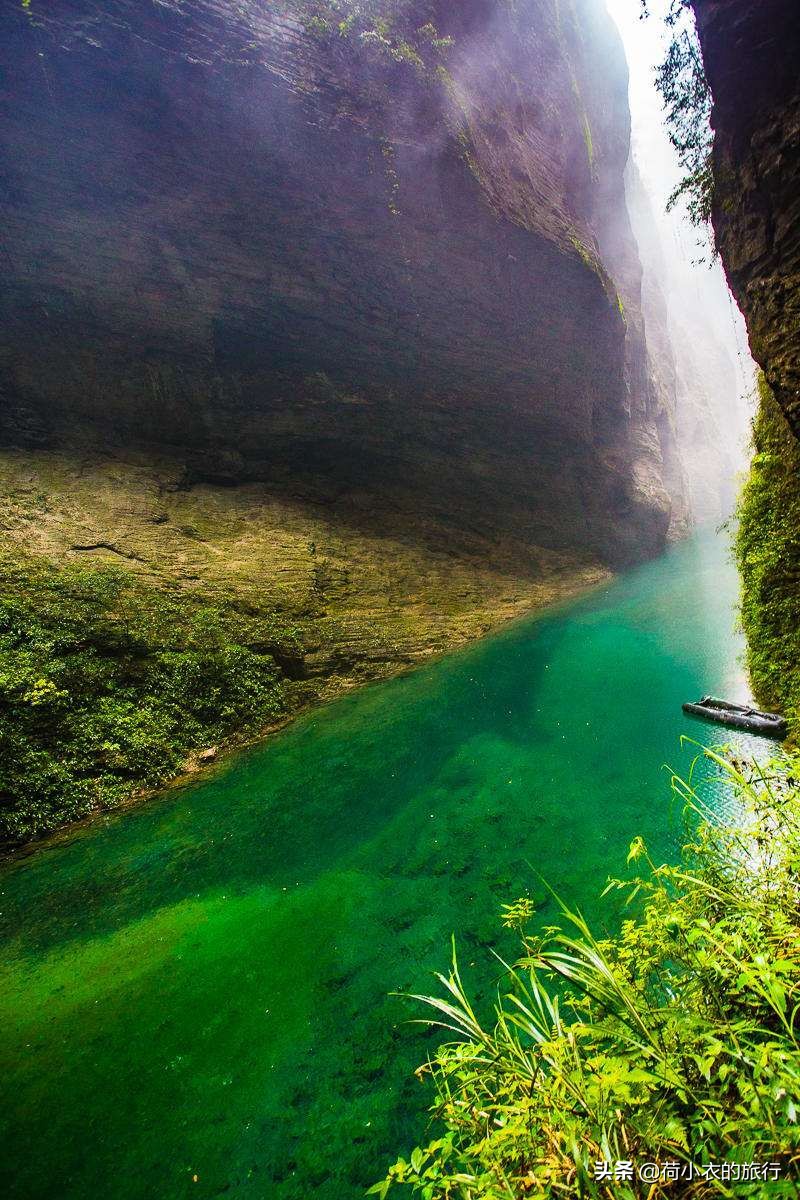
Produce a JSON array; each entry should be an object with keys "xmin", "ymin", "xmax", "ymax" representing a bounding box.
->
[{"xmin": 0, "ymin": 529, "xmax": 768, "ymax": 1199}]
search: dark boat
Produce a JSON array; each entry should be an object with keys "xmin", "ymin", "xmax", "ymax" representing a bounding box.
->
[{"xmin": 682, "ymin": 695, "xmax": 787, "ymax": 738}]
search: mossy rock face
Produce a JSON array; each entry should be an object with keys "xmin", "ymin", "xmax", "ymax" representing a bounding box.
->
[
  {"xmin": 735, "ymin": 376, "xmax": 800, "ymax": 737},
  {"xmin": 0, "ymin": 550, "xmax": 290, "ymax": 844},
  {"xmin": 0, "ymin": 449, "xmax": 609, "ymax": 846}
]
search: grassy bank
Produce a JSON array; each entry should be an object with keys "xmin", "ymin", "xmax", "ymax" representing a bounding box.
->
[
  {"xmin": 377, "ymin": 748, "xmax": 800, "ymax": 1197},
  {"xmin": 735, "ymin": 376, "xmax": 800, "ymax": 738}
]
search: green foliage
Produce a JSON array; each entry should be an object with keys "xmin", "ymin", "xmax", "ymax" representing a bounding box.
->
[
  {"xmin": 301, "ymin": 2, "xmax": 452, "ymax": 74},
  {"xmin": 569, "ymin": 234, "xmax": 594, "ymax": 270},
  {"xmin": 735, "ymin": 375, "xmax": 800, "ymax": 737},
  {"xmin": 0, "ymin": 551, "xmax": 298, "ymax": 844},
  {"xmin": 642, "ymin": 1, "xmax": 714, "ymax": 227},
  {"xmin": 378, "ymin": 748, "xmax": 800, "ymax": 1196},
  {"xmin": 500, "ymin": 896, "xmax": 537, "ymax": 931}
]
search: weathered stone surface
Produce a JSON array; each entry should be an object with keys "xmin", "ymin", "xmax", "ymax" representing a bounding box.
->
[
  {"xmin": 692, "ymin": 0, "xmax": 800, "ymax": 437},
  {"xmin": 0, "ymin": 0, "xmax": 686, "ymax": 569},
  {"xmin": 0, "ymin": 448, "xmax": 609, "ymax": 711}
]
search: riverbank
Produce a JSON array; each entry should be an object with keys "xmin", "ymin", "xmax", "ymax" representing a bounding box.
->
[
  {"xmin": 0, "ymin": 447, "xmax": 610, "ymax": 849},
  {"xmin": 0, "ymin": 528, "xmax": 756, "ymax": 1200}
]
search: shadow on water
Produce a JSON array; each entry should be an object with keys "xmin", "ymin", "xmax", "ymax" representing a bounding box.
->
[{"xmin": 0, "ymin": 529, "xmax": 773, "ymax": 1199}]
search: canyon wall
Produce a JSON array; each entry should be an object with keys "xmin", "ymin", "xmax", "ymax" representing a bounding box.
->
[
  {"xmin": 692, "ymin": 0, "xmax": 800, "ymax": 439},
  {"xmin": 693, "ymin": 0, "xmax": 800, "ymax": 734},
  {"xmin": 0, "ymin": 0, "xmax": 687, "ymax": 567},
  {"xmin": 0, "ymin": 0, "xmax": 700, "ymax": 839},
  {"xmin": 625, "ymin": 159, "xmax": 746, "ymax": 524}
]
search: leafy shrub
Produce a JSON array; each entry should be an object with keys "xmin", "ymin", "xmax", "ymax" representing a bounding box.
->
[
  {"xmin": 377, "ymin": 748, "xmax": 800, "ymax": 1197},
  {"xmin": 0, "ymin": 551, "xmax": 298, "ymax": 843}
]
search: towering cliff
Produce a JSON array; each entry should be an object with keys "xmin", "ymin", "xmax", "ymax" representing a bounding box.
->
[
  {"xmin": 1, "ymin": 0, "xmax": 686, "ymax": 561},
  {"xmin": 691, "ymin": 0, "xmax": 800, "ymax": 732},
  {"xmin": 625, "ymin": 160, "xmax": 746, "ymax": 525},
  {"xmin": 692, "ymin": 0, "xmax": 800, "ymax": 439},
  {"xmin": 0, "ymin": 0, "xmax": 690, "ymax": 840}
]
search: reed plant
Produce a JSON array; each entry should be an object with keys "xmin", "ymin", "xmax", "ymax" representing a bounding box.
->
[{"xmin": 375, "ymin": 747, "xmax": 800, "ymax": 1197}]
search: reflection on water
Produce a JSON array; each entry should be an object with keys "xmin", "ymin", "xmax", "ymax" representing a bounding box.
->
[{"xmin": 0, "ymin": 529, "xmax": 770, "ymax": 1199}]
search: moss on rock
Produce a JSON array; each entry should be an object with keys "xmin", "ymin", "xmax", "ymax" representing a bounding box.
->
[
  {"xmin": 0, "ymin": 550, "xmax": 294, "ymax": 844},
  {"xmin": 735, "ymin": 374, "xmax": 800, "ymax": 736}
]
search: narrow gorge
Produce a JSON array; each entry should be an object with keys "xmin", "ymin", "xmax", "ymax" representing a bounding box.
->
[
  {"xmin": 5, "ymin": 2, "xmax": 800, "ymax": 1198},
  {"xmin": 0, "ymin": 0, "xmax": 723, "ymax": 843}
]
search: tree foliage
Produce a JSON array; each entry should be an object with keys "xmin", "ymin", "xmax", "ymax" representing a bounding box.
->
[{"xmin": 642, "ymin": 0, "xmax": 714, "ymax": 226}]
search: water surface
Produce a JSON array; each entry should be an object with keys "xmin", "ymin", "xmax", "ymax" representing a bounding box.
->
[{"xmin": 0, "ymin": 530, "xmax": 763, "ymax": 1198}]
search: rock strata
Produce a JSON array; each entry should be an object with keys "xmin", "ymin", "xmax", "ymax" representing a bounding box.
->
[
  {"xmin": 0, "ymin": 0, "xmax": 688, "ymax": 568},
  {"xmin": 692, "ymin": 0, "xmax": 800, "ymax": 437}
]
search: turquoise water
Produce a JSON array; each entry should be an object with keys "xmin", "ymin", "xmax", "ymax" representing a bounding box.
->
[{"xmin": 0, "ymin": 530, "xmax": 765, "ymax": 1199}]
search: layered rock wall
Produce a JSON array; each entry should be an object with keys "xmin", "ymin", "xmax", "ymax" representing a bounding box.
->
[
  {"xmin": 0, "ymin": 0, "xmax": 687, "ymax": 567},
  {"xmin": 692, "ymin": 0, "xmax": 800, "ymax": 438}
]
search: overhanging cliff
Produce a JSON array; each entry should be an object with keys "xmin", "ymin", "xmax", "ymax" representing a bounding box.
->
[{"xmin": 1, "ymin": 0, "xmax": 686, "ymax": 567}]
